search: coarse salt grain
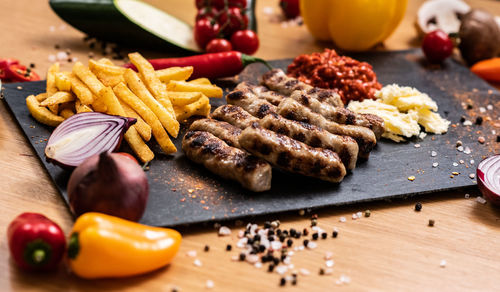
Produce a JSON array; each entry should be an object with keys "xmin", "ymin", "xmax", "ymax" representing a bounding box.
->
[
  {"xmin": 325, "ymin": 260, "xmax": 335, "ymax": 267},
  {"xmin": 352, "ymin": 213, "xmax": 358, "ymax": 220},
  {"xmin": 356, "ymin": 211, "xmax": 362, "ymax": 218},
  {"xmin": 463, "ymin": 120, "xmax": 472, "ymax": 126},
  {"xmin": 218, "ymin": 226, "xmax": 231, "ymax": 236},
  {"xmin": 479, "ymin": 107, "xmax": 486, "ymax": 113},
  {"xmin": 414, "ymin": 144, "xmax": 421, "ymax": 148},
  {"xmin": 419, "ymin": 132, "xmax": 427, "ymax": 139},
  {"xmin": 324, "ymin": 268, "xmax": 333, "ymax": 275},
  {"xmin": 246, "ymin": 254, "xmax": 259, "ymax": 264},
  {"xmin": 186, "ymin": 250, "xmax": 197, "ymax": 257},
  {"xmin": 432, "ymin": 162, "xmax": 439, "ymax": 168},
  {"xmin": 476, "ymin": 196, "xmax": 487, "ymax": 204},
  {"xmin": 206, "ymin": 280, "xmax": 214, "ymax": 289},
  {"xmin": 470, "ymin": 159, "xmax": 475, "ymax": 164},
  {"xmin": 262, "ymin": 6, "xmax": 274, "ymax": 15},
  {"xmin": 56, "ymin": 51, "xmax": 68, "ymax": 61},
  {"xmin": 254, "ymin": 262, "xmax": 262, "ymax": 269},
  {"xmin": 440, "ymin": 260, "xmax": 447, "ymax": 268},
  {"xmin": 431, "ymin": 151, "xmax": 437, "ymax": 157},
  {"xmin": 453, "ymin": 162, "xmax": 458, "ymax": 167},
  {"xmin": 487, "ymin": 104, "xmax": 493, "ymax": 110},
  {"xmin": 324, "ymin": 251, "xmax": 333, "ymax": 260},
  {"xmin": 464, "ymin": 147, "xmax": 472, "ymax": 154},
  {"xmin": 194, "ymin": 259, "xmax": 202, "ymax": 267},
  {"xmin": 271, "ymin": 241, "xmax": 282, "ymax": 251},
  {"xmin": 306, "ymin": 241, "xmax": 317, "ymax": 249},
  {"xmin": 457, "ymin": 146, "xmax": 464, "ymax": 152},
  {"xmin": 276, "ymin": 265, "xmax": 288, "ymax": 275},
  {"xmin": 300, "ymin": 268, "xmax": 310, "ymax": 276},
  {"xmin": 459, "ymin": 160, "xmax": 464, "ymax": 164},
  {"xmin": 465, "ymin": 193, "xmax": 470, "ymax": 199},
  {"xmin": 469, "ymin": 173, "xmax": 475, "ymax": 179},
  {"xmin": 48, "ymin": 54, "xmax": 56, "ymax": 62},
  {"xmin": 339, "ymin": 217, "xmax": 346, "ymax": 223}
]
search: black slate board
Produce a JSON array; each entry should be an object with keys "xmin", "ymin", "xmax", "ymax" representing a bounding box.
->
[{"xmin": 3, "ymin": 49, "xmax": 499, "ymax": 227}]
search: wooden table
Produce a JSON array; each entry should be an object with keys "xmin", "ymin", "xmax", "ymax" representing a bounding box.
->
[{"xmin": 1, "ymin": 0, "xmax": 499, "ymax": 291}]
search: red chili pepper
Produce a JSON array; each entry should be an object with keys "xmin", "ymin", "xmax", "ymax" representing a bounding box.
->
[
  {"xmin": 124, "ymin": 51, "xmax": 271, "ymax": 79},
  {"xmin": 7, "ymin": 213, "xmax": 66, "ymax": 271},
  {"xmin": 6, "ymin": 64, "xmax": 40, "ymax": 82}
]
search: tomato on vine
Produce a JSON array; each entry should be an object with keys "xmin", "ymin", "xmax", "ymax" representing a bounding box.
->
[
  {"xmin": 230, "ymin": 29, "xmax": 259, "ymax": 55},
  {"xmin": 194, "ymin": 18, "xmax": 220, "ymax": 49}
]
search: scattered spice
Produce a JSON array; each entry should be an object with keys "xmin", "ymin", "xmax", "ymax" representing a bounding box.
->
[
  {"xmin": 279, "ymin": 277, "xmax": 286, "ymax": 286},
  {"xmin": 364, "ymin": 210, "xmax": 371, "ymax": 217},
  {"xmin": 475, "ymin": 117, "xmax": 483, "ymax": 125},
  {"xmin": 332, "ymin": 230, "xmax": 338, "ymax": 238},
  {"xmin": 408, "ymin": 176, "xmax": 416, "ymax": 181},
  {"xmin": 226, "ymin": 244, "xmax": 232, "ymax": 251},
  {"xmin": 476, "ymin": 196, "xmax": 487, "ymax": 204},
  {"xmin": 478, "ymin": 136, "xmax": 485, "ymax": 144},
  {"xmin": 428, "ymin": 219, "xmax": 435, "ymax": 227},
  {"xmin": 204, "ymin": 245, "xmax": 210, "ymax": 252},
  {"xmin": 415, "ymin": 202, "xmax": 422, "ymax": 212}
]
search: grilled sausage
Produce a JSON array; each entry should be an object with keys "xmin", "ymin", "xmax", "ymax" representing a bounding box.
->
[
  {"xmin": 182, "ymin": 131, "xmax": 272, "ymax": 192},
  {"xmin": 226, "ymin": 83, "xmax": 277, "ymax": 118},
  {"xmin": 289, "ymin": 90, "xmax": 385, "ymax": 139},
  {"xmin": 277, "ymin": 98, "xmax": 376, "ymax": 159},
  {"xmin": 259, "ymin": 113, "xmax": 358, "ymax": 170},
  {"xmin": 189, "ymin": 118, "xmax": 242, "ymax": 148},
  {"xmin": 261, "ymin": 69, "xmax": 343, "ymax": 107},
  {"xmin": 242, "ymin": 83, "xmax": 285, "ymax": 106},
  {"xmin": 239, "ymin": 124, "xmax": 346, "ymax": 183},
  {"xmin": 211, "ymin": 105, "xmax": 259, "ymax": 129}
]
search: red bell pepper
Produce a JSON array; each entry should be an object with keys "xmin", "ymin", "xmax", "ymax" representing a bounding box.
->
[{"xmin": 7, "ymin": 213, "xmax": 66, "ymax": 271}]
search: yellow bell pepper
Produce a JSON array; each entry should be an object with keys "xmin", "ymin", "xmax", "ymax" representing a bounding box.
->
[
  {"xmin": 67, "ymin": 212, "xmax": 182, "ymax": 279},
  {"xmin": 301, "ymin": 0, "xmax": 408, "ymax": 51}
]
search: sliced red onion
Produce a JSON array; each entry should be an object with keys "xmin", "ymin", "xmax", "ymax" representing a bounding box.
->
[
  {"xmin": 45, "ymin": 112, "xmax": 136, "ymax": 168},
  {"xmin": 477, "ymin": 154, "xmax": 500, "ymax": 205}
]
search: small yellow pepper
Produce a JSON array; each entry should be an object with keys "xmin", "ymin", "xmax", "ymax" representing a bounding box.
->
[
  {"xmin": 67, "ymin": 212, "xmax": 182, "ymax": 279},
  {"xmin": 301, "ymin": 0, "xmax": 408, "ymax": 51}
]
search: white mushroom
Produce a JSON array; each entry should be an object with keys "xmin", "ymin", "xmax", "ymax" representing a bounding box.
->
[{"xmin": 416, "ymin": 0, "xmax": 471, "ymax": 35}]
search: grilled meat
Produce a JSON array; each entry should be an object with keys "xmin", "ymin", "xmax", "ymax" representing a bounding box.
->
[
  {"xmin": 259, "ymin": 113, "xmax": 358, "ymax": 170},
  {"xmin": 211, "ymin": 104, "xmax": 259, "ymax": 129},
  {"xmin": 226, "ymin": 83, "xmax": 277, "ymax": 118},
  {"xmin": 261, "ymin": 69, "xmax": 344, "ymax": 107},
  {"xmin": 189, "ymin": 118, "xmax": 242, "ymax": 148},
  {"xmin": 182, "ymin": 131, "xmax": 272, "ymax": 192},
  {"xmin": 289, "ymin": 90, "xmax": 385, "ymax": 139},
  {"xmin": 239, "ymin": 124, "xmax": 347, "ymax": 183},
  {"xmin": 277, "ymin": 98, "xmax": 376, "ymax": 159},
  {"xmin": 243, "ymin": 83, "xmax": 285, "ymax": 106}
]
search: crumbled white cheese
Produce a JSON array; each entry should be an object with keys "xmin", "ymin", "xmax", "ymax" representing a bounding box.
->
[{"xmin": 348, "ymin": 84, "xmax": 450, "ymax": 142}]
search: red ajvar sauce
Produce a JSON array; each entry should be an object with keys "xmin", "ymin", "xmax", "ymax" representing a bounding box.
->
[{"xmin": 287, "ymin": 49, "xmax": 382, "ymax": 104}]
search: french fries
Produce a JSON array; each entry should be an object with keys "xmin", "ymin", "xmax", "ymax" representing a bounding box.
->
[
  {"xmin": 167, "ymin": 80, "xmax": 223, "ymax": 98},
  {"xmin": 99, "ymin": 86, "xmax": 154, "ymax": 163},
  {"xmin": 123, "ymin": 69, "xmax": 179, "ymax": 138},
  {"xmin": 26, "ymin": 95, "xmax": 64, "ymax": 127},
  {"xmin": 113, "ymin": 83, "xmax": 177, "ymax": 154},
  {"xmin": 72, "ymin": 61, "xmax": 104, "ymax": 96},
  {"xmin": 120, "ymin": 100, "xmax": 152, "ymax": 142},
  {"xmin": 55, "ymin": 72, "xmax": 72, "ymax": 91},
  {"xmin": 40, "ymin": 91, "xmax": 74, "ymax": 106},
  {"xmin": 156, "ymin": 66, "xmax": 193, "ymax": 83},
  {"xmin": 24, "ymin": 52, "xmax": 222, "ymax": 163}
]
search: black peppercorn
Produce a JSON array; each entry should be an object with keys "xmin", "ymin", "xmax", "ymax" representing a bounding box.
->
[
  {"xmin": 429, "ymin": 219, "xmax": 435, "ymax": 227},
  {"xmin": 281, "ymin": 254, "xmax": 286, "ymax": 261},
  {"xmin": 239, "ymin": 253, "xmax": 246, "ymax": 261},
  {"xmin": 303, "ymin": 228, "xmax": 309, "ymax": 236},
  {"xmin": 264, "ymin": 221, "xmax": 271, "ymax": 229},
  {"xmin": 466, "ymin": 104, "xmax": 473, "ymax": 110},
  {"xmin": 204, "ymin": 245, "xmax": 210, "ymax": 252},
  {"xmin": 273, "ymin": 257, "xmax": 280, "ymax": 265},
  {"xmin": 332, "ymin": 231, "xmax": 338, "ymax": 238},
  {"xmin": 226, "ymin": 244, "xmax": 232, "ymax": 251},
  {"xmin": 276, "ymin": 229, "xmax": 282, "ymax": 236},
  {"xmin": 303, "ymin": 239, "xmax": 309, "ymax": 247},
  {"xmin": 287, "ymin": 238, "xmax": 293, "ymax": 247},
  {"xmin": 295, "ymin": 231, "xmax": 301, "ymax": 239},
  {"xmin": 460, "ymin": 116, "xmax": 466, "ymax": 123},
  {"xmin": 280, "ymin": 277, "xmax": 286, "ymax": 286},
  {"xmin": 496, "ymin": 135, "xmax": 500, "ymax": 143},
  {"xmin": 254, "ymin": 234, "xmax": 261, "ymax": 241},
  {"xmin": 259, "ymin": 244, "xmax": 266, "ymax": 253},
  {"xmin": 290, "ymin": 228, "xmax": 297, "ymax": 237},
  {"xmin": 321, "ymin": 232, "xmax": 327, "ymax": 239},
  {"xmin": 279, "ymin": 235, "xmax": 286, "ymax": 242},
  {"xmin": 268, "ymin": 264, "xmax": 275, "ymax": 272},
  {"xmin": 268, "ymin": 236, "xmax": 275, "ymax": 242},
  {"xmin": 415, "ymin": 202, "xmax": 422, "ymax": 212},
  {"xmin": 292, "ymin": 278, "xmax": 297, "ymax": 285},
  {"xmin": 268, "ymin": 229, "xmax": 275, "ymax": 236},
  {"xmin": 319, "ymin": 268, "xmax": 325, "ymax": 275},
  {"xmin": 475, "ymin": 116, "xmax": 483, "ymax": 125},
  {"xmin": 312, "ymin": 233, "xmax": 319, "ymax": 240}
]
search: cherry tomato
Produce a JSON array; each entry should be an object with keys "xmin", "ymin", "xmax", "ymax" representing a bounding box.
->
[
  {"xmin": 194, "ymin": 18, "xmax": 220, "ymax": 50},
  {"xmin": 228, "ymin": 0, "xmax": 247, "ymax": 8},
  {"xmin": 230, "ymin": 30, "xmax": 259, "ymax": 55},
  {"xmin": 116, "ymin": 152, "xmax": 138, "ymax": 164},
  {"xmin": 280, "ymin": 0, "xmax": 300, "ymax": 19},
  {"xmin": 422, "ymin": 30, "xmax": 454, "ymax": 64},
  {"xmin": 196, "ymin": 6, "xmax": 218, "ymax": 21},
  {"xmin": 195, "ymin": 0, "xmax": 207, "ymax": 9},
  {"xmin": 206, "ymin": 38, "xmax": 233, "ymax": 53},
  {"xmin": 6, "ymin": 64, "xmax": 40, "ymax": 82},
  {"xmin": 218, "ymin": 7, "xmax": 248, "ymax": 38}
]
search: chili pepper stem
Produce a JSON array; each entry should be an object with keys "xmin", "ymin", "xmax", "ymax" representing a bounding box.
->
[
  {"xmin": 68, "ymin": 233, "xmax": 79, "ymax": 259},
  {"xmin": 240, "ymin": 54, "xmax": 273, "ymax": 70},
  {"xmin": 32, "ymin": 249, "xmax": 46, "ymax": 264}
]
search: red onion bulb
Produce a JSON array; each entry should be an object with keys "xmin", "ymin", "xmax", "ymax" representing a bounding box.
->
[
  {"xmin": 67, "ymin": 151, "xmax": 149, "ymax": 221},
  {"xmin": 477, "ymin": 154, "xmax": 500, "ymax": 205}
]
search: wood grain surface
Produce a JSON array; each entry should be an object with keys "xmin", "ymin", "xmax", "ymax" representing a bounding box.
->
[{"xmin": 1, "ymin": 0, "xmax": 499, "ymax": 291}]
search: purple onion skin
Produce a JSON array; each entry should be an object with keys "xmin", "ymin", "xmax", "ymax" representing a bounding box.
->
[
  {"xmin": 477, "ymin": 178, "xmax": 500, "ymax": 206},
  {"xmin": 67, "ymin": 151, "xmax": 149, "ymax": 222}
]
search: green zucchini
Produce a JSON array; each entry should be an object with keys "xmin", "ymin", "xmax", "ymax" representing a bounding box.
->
[{"xmin": 49, "ymin": 0, "xmax": 200, "ymax": 52}]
